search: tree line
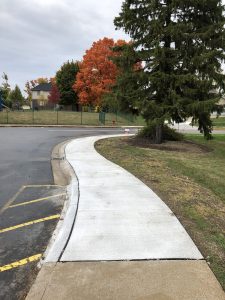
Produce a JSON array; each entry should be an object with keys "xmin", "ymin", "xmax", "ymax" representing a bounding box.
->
[{"xmin": 1, "ymin": 0, "xmax": 225, "ymax": 142}]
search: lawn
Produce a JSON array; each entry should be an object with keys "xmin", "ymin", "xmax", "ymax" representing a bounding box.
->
[
  {"xmin": 0, "ymin": 110, "xmax": 146, "ymax": 126},
  {"xmin": 212, "ymin": 117, "xmax": 225, "ymax": 129},
  {"xmin": 95, "ymin": 134, "xmax": 225, "ymax": 290}
]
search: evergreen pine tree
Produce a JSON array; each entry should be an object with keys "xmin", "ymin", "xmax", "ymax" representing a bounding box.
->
[
  {"xmin": 0, "ymin": 73, "xmax": 11, "ymax": 106},
  {"xmin": 9, "ymin": 85, "xmax": 24, "ymax": 108},
  {"xmin": 115, "ymin": 0, "xmax": 225, "ymax": 142},
  {"xmin": 109, "ymin": 43, "xmax": 142, "ymax": 114}
]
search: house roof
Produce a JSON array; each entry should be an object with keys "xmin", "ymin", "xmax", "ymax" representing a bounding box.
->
[{"xmin": 31, "ymin": 83, "xmax": 52, "ymax": 92}]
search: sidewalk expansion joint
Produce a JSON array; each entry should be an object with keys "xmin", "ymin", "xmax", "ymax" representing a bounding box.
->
[{"xmin": 59, "ymin": 258, "xmax": 205, "ymax": 263}]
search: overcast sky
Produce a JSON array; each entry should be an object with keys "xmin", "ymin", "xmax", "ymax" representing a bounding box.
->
[
  {"xmin": 1, "ymin": 1, "xmax": 225, "ymax": 94},
  {"xmin": 0, "ymin": 0, "xmax": 127, "ymax": 93}
]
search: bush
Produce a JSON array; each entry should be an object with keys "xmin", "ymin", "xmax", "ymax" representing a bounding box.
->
[
  {"xmin": 163, "ymin": 125, "xmax": 184, "ymax": 141},
  {"xmin": 138, "ymin": 124, "xmax": 183, "ymax": 142},
  {"xmin": 138, "ymin": 123, "xmax": 156, "ymax": 139}
]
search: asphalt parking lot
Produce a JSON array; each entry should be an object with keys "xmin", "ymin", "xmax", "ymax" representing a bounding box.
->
[
  {"xmin": 0, "ymin": 127, "xmax": 125, "ymax": 300},
  {"xmin": 0, "ymin": 185, "xmax": 65, "ymax": 300}
]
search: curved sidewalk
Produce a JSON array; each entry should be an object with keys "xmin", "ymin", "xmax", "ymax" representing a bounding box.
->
[
  {"xmin": 27, "ymin": 135, "xmax": 225, "ymax": 300},
  {"xmin": 61, "ymin": 135, "xmax": 202, "ymax": 261}
]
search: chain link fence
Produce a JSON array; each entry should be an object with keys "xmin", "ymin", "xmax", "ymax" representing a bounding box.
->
[{"xmin": 0, "ymin": 110, "xmax": 145, "ymax": 126}]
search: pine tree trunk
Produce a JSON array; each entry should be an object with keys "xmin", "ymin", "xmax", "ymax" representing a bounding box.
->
[{"xmin": 155, "ymin": 124, "xmax": 163, "ymax": 144}]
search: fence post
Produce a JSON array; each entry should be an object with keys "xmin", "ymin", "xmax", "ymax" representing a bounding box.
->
[
  {"xmin": 81, "ymin": 107, "xmax": 83, "ymax": 125},
  {"xmin": 7, "ymin": 110, "xmax": 9, "ymax": 124},
  {"xmin": 99, "ymin": 111, "xmax": 105, "ymax": 125},
  {"xmin": 32, "ymin": 109, "xmax": 34, "ymax": 125},
  {"xmin": 57, "ymin": 110, "xmax": 59, "ymax": 125}
]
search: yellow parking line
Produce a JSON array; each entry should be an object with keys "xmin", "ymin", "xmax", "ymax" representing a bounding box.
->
[
  {"xmin": 0, "ymin": 254, "xmax": 42, "ymax": 272},
  {"xmin": 0, "ymin": 186, "xmax": 26, "ymax": 215},
  {"xmin": 24, "ymin": 185, "xmax": 64, "ymax": 188},
  {"xmin": 0, "ymin": 214, "xmax": 60, "ymax": 233},
  {"xmin": 9, "ymin": 193, "xmax": 66, "ymax": 208}
]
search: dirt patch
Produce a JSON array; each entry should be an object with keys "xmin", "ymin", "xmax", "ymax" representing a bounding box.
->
[{"xmin": 129, "ymin": 137, "xmax": 212, "ymax": 153}]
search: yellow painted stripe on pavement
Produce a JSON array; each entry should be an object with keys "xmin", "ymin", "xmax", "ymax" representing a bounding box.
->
[
  {"xmin": 0, "ymin": 186, "xmax": 25, "ymax": 215},
  {"xmin": 0, "ymin": 254, "xmax": 42, "ymax": 272},
  {"xmin": 9, "ymin": 193, "xmax": 66, "ymax": 208},
  {"xmin": 24, "ymin": 185, "xmax": 64, "ymax": 188},
  {"xmin": 0, "ymin": 214, "xmax": 60, "ymax": 233}
]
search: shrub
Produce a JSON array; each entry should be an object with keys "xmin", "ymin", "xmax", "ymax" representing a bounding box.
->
[
  {"xmin": 163, "ymin": 125, "xmax": 184, "ymax": 141},
  {"xmin": 138, "ymin": 124, "xmax": 183, "ymax": 143}
]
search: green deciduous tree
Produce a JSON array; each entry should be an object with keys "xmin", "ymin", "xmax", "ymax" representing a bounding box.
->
[
  {"xmin": 24, "ymin": 80, "xmax": 35, "ymax": 104},
  {"xmin": 115, "ymin": 0, "xmax": 225, "ymax": 142},
  {"xmin": 56, "ymin": 60, "xmax": 80, "ymax": 108}
]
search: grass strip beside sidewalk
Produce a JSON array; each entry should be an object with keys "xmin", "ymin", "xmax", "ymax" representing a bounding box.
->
[
  {"xmin": 95, "ymin": 134, "xmax": 225, "ymax": 291},
  {"xmin": 212, "ymin": 117, "xmax": 225, "ymax": 130}
]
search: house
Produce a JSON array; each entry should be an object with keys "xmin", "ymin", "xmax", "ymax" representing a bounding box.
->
[
  {"xmin": 218, "ymin": 96, "xmax": 225, "ymax": 107},
  {"xmin": 31, "ymin": 83, "xmax": 52, "ymax": 109}
]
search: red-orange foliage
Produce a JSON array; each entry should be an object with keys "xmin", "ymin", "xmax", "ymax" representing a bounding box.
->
[
  {"xmin": 74, "ymin": 37, "xmax": 127, "ymax": 106},
  {"xmin": 48, "ymin": 79, "xmax": 60, "ymax": 104}
]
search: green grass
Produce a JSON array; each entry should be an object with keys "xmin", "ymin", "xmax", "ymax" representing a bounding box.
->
[
  {"xmin": 95, "ymin": 134, "xmax": 225, "ymax": 290},
  {"xmin": 168, "ymin": 134, "xmax": 225, "ymax": 201},
  {"xmin": 0, "ymin": 110, "xmax": 146, "ymax": 126},
  {"xmin": 212, "ymin": 117, "xmax": 225, "ymax": 128}
]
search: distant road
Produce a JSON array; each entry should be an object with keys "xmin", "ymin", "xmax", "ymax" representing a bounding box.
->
[{"xmin": 171, "ymin": 122, "xmax": 225, "ymax": 134}]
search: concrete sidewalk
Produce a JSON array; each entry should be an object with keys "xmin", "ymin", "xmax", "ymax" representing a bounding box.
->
[{"xmin": 27, "ymin": 135, "xmax": 225, "ymax": 300}]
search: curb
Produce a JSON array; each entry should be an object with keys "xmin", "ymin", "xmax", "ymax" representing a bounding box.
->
[
  {"xmin": 43, "ymin": 179, "xmax": 79, "ymax": 262},
  {"xmin": 0, "ymin": 124, "xmax": 144, "ymax": 129},
  {"xmin": 51, "ymin": 140, "xmax": 74, "ymax": 186},
  {"xmin": 41, "ymin": 140, "xmax": 78, "ymax": 263}
]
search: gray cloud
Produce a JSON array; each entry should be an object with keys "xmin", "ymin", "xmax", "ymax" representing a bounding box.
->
[{"xmin": 0, "ymin": 0, "xmax": 127, "ymax": 92}]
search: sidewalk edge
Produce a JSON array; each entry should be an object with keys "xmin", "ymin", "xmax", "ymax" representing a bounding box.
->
[{"xmin": 41, "ymin": 140, "xmax": 79, "ymax": 263}]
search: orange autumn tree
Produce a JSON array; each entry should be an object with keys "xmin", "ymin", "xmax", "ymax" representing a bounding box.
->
[{"xmin": 74, "ymin": 37, "xmax": 127, "ymax": 107}]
